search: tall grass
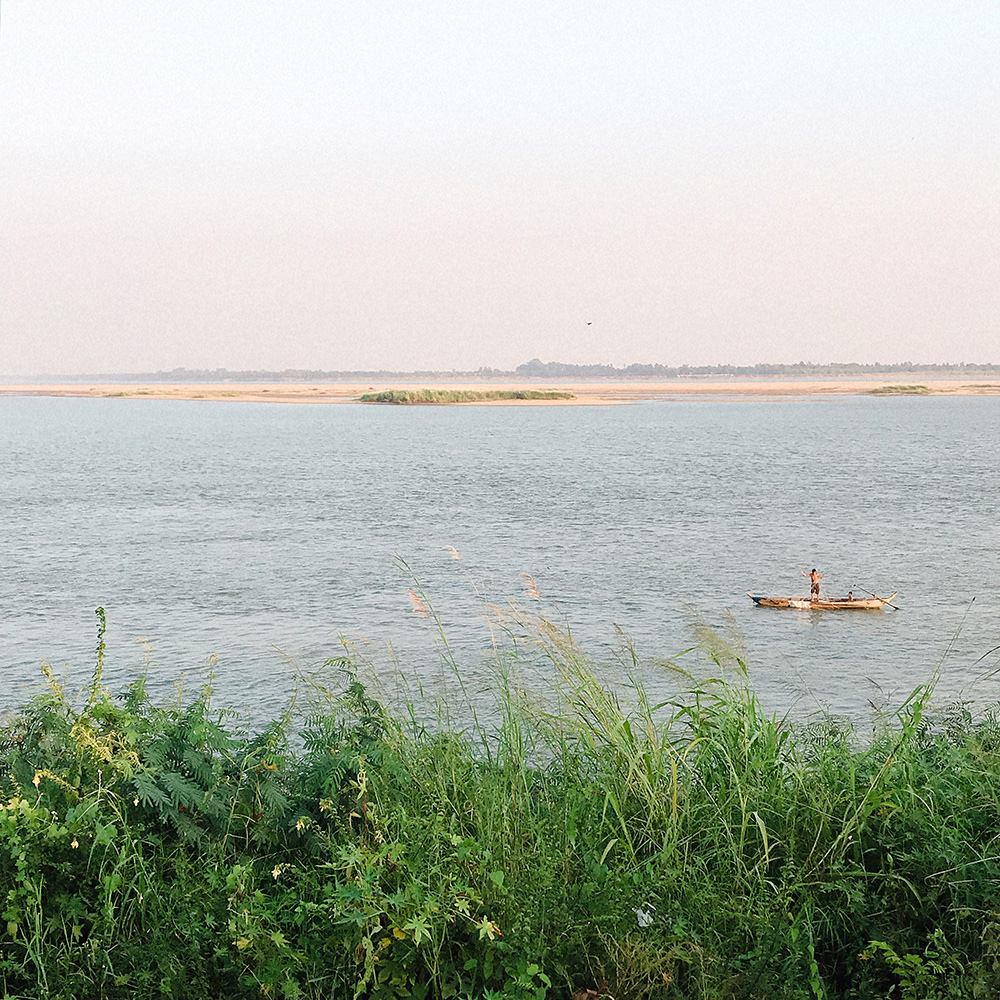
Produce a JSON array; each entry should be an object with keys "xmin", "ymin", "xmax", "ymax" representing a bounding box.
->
[{"xmin": 2, "ymin": 604, "xmax": 1000, "ymax": 998}]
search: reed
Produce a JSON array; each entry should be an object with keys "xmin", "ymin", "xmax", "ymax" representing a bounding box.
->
[{"xmin": 2, "ymin": 605, "xmax": 1000, "ymax": 998}]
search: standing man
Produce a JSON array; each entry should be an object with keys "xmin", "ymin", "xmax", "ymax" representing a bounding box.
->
[{"xmin": 801, "ymin": 568, "xmax": 824, "ymax": 600}]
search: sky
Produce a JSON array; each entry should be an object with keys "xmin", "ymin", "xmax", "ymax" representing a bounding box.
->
[{"xmin": 1, "ymin": 2, "xmax": 998, "ymax": 375}]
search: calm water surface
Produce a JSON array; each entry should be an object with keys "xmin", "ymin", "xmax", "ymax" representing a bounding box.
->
[{"xmin": 1, "ymin": 395, "xmax": 998, "ymax": 726}]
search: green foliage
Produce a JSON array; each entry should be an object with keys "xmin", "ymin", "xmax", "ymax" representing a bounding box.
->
[
  {"xmin": 3, "ymin": 607, "xmax": 1000, "ymax": 998},
  {"xmin": 359, "ymin": 389, "xmax": 574, "ymax": 404},
  {"xmin": 868, "ymin": 384, "xmax": 933, "ymax": 395},
  {"xmin": 867, "ymin": 929, "xmax": 969, "ymax": 999}
]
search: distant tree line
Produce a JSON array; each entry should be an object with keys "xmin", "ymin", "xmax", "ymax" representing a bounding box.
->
[
  {"xmin": 74, "ymin": 367, "xmax": 477, "ymax": 383},
  {"xmin": 513, "ymin": 358, "xmax": 1000, "ymax": 378},
  {"xmin": 56, "ymin": 360, "xmax": 1000, "ymax": 383}
]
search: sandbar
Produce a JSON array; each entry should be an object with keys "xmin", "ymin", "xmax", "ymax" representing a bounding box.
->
[{"xmin": 1, "ymin": 377, "xmax": 998, "ymax": 405}]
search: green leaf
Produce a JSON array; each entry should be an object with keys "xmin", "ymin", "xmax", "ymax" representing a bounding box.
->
[
  {"xmin": 94, "ymin": 822, "xmax": 117, "ymax": 846},
  {"xmin": 599, "ymin": 838, "xmax": 618, "ymax": 864}
]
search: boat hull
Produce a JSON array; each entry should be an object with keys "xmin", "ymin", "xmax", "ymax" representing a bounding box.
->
[{"xmin": 747, "ymin": 592, "xmax": 896, "ymax": 610}]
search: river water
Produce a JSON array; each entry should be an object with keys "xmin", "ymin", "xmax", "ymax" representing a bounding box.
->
[{"xmin": 1, "ymin": 394, "xmax": 998, "ymax": 728}]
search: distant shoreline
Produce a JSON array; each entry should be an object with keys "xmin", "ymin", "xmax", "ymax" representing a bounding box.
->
[{"xmin": 2, "ymin": 377, "xmax": 1000, "ymax": 404}]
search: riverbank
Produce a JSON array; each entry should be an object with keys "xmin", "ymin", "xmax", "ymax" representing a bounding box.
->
[
  {"xmin": 3, "ymin": 609, "xmax": 1000, "ymax": 999},
  {"xmin": 2, "ymin": 376, "xmax": 999, "ymax": 405}
]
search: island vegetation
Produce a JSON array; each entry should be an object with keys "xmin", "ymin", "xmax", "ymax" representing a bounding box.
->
[
  {"xmin": 2, "ymin": 607, "xmax": 1000, "ymax": 999},
  {"xmin": 867, "ymin": 385, "xmax": 932, "ymax": 396},
  {"xmin": 359, "ymin": 390, "xmax": 574, "ymax": 404}
]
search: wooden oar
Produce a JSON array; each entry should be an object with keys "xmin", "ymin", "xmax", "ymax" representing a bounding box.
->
[{"xmin": 854, "ymin": 586, "xmax": 900, "ymax": 610}]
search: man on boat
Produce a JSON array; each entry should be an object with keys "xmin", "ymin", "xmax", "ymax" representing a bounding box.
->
[{"xmin": 801, "ymin": 568, "xmax": 824, "ymax": 600}]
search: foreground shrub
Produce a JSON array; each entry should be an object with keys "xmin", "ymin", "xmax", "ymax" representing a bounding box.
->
[{"xmin": 1, "ymin": 607, "xmax": 999, "ymax": 998}]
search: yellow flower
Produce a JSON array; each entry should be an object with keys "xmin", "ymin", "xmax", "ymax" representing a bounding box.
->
[
  {"xmin": 271, "ymin": 865, "xmax": 282, "ymax": 880},
  {"xmin": 32, "ymin": 773, "xmax": 40, "ymax": 788},
  {"xmin": 296, "ymin": 817, "xmax": 306, "ymax": 831},
  {"xmin": 71, "ymin": 838, "xmax": 79, "ymax": 849}
]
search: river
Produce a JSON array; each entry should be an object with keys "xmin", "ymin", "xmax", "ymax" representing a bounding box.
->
[{"xmin": 1, "ymin": 394, "xmax": 997, "ymax": 728}]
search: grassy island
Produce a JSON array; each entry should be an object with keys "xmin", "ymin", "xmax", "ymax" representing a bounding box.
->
[
  {"xmin": 2, "ymin": 608, "xmax": 1000, "ymax": 999},
  {"xmin": 359, "ymin": 389, "xmax": 575, "ymax": 404},
  {"xmin": 867, "ymin": 385, "xmax": 932, "ymax": 395}
]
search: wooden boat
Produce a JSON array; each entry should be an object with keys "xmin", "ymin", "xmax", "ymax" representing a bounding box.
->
[{"xmin": 746, "ymin": 592, "xmax": 897, "ymax": 611}]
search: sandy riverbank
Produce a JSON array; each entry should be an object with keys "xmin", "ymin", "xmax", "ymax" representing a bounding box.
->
[{"xmin": 2, "ymin": 378, "xmax": 999, "ymax": 404}]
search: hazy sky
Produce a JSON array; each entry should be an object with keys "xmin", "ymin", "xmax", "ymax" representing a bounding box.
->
[{"xmin": 2, "ymin": 2, "xmax": 998, "ymax": 374}]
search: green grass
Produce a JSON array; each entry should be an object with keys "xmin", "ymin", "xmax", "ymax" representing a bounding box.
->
[
  {"xmin": 868, "ymin": 384, "xmax": 932, "ymax": 395},
  {"xmin": 359, "ymin": 389, "xmax": 575, "ymax": 404},
  {"xmin": 2, "ymin": 605, "xmax": 1000, "ymax": 998}
]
